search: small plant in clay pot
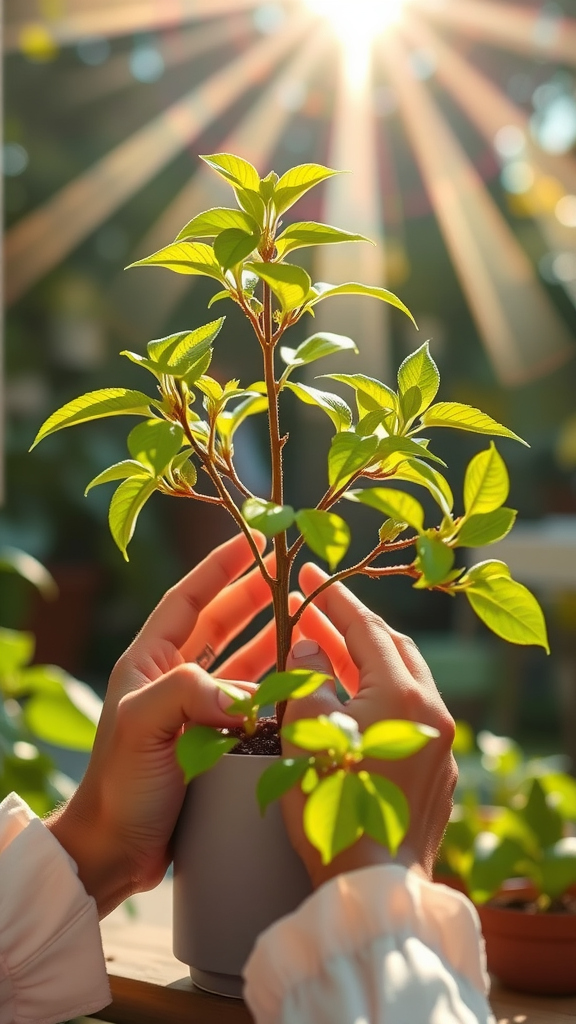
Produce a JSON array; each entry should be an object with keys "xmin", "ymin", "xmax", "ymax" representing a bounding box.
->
[{"xmin": 32, "ymin": 154, "xmax": 549, "ymax": 994}]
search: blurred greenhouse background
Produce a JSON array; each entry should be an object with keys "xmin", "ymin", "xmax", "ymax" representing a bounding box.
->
[{"xmin": 3, "ymin": 0, "xmax": 576, "ymax": 762}]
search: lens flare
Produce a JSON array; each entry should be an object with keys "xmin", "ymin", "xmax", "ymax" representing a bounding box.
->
[{"xmin": 307, "ymin": 0, "xmax": 405, "ymax": 84}]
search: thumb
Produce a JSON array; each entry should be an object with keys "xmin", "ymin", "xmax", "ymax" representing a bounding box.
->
[{"xmin": 283, "ymin": 639, "xmax": 341, "ymax": 732}]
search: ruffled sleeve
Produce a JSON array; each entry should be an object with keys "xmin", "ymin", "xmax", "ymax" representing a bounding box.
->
[
  {"xmin": 0, "ymin": 792, "xmax": 111, "ymax": 1024},
  {"xmin": 244, "ymin": 864, "xmax": 495, "ymax": 1024}
]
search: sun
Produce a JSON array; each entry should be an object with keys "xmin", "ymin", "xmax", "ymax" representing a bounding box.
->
[{"xmin": 305, "ymin": 0, "xmax": 405, "ymax": 83}]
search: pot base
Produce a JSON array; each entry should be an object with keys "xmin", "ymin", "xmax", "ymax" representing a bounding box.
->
[{"xmin": 190, "ymin": 967, "xmax": 243, "ymax": 999}]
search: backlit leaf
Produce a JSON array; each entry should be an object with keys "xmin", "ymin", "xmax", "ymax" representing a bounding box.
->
[
  {"xmin": 24, "ymin": 690, "xmax": 97, "ymax": 752},
  {"xmin": 324, "ymin": 373, "xmax": 397, "ymax": 417},
  {"xmin": 109, "ymin": 475, "xmax": 158, "ymax": 560},
  {"xmin": 464, "ymin": 444, "xmax": 509, "ymax": 516},
  {"xmin": 127, "ymin": 420, "xmax": 184, "ymax": 476},
  {"xmin": 280, "ymin": 331, "xmax": 358, "ymax": 370},
  {"xmin": 420, "ymin": 402, "xmax": 527, "ymax": 445},
  {"xmin": 379, "ymin": 519, "xmax": 409, "ymax": 543},
  {"xmin": 397, "ymin": 342, "xmax": 440, "ymax": 418},
  {"xmin": 242, "ymin": 498, "xmax": 295, "ymax": 538},
  {"xmin": 217, "ymin": 393, "xmax": 268, "ymax": 441},
  {"xmin": 390, "ymin": 460, "xmax": 454, "ymax": 515},
  {"xmin": 466, "ymin": 577, "xmax": 549, "ymax": 652},
  {"xmin": 359, "ymin": 772, "xmax": 409, "ymax": 856},
  {"xmin": 377, "ymin": 436, "xmax": 447, "ymax": 468},
  {"xmin": 0, "ymin": 548, "xmax": 57, "ymax": 600},
  {"xmin": 519, "ymin": 777, "xmax": 563, "ymax": 849},
  {"xmin": 257, "ymin": 670, "xmax": 329, "ymax": 707},
  {"xmin": 282, "ymin": 716, "xmax": 351, "ymax": 756},
  {"xmin": 31, "ymin": 389, "xmax": 156, "ymax": 448},
  {"xmin": 456, "ymin": 508, "xmax": 517, "ymax": 548},
  {"xmin": 284, "ymin": 381, "xmax": 352, "ymax": 432},
  {"xmin": 245, "ymin": 261, "xmax": 311, "ymax": 313},
  {"xmin": 304, "ymin": 770, "xmax": 364, "ymax": 865},
  {"xmin": 85, "ymin": 460, "xmax": 152, "ymax": 495},
  {"xmin": 175, "ymin": 207, "xmax": 258, "ymax": 241},
  {"xmin": 468, "ymin": 833, "xmax": 527, "ymax": 904},
  {"xmin": 459, "ymin": 560, "xmax": 511, "ymax": 586},
  {"xmin": 127, "ymin": 241, "xmax": 224, "ymax": 282},
  {"xmin": 0, "ymin": 627, "xmax": 34, "ymax": 675},
  {"xmin": 147, "ymin": 319, "xmax": 224, "ymax": 377},
  {"xmin": 541, "ymin": 838, "xmax": 576, "ymax": 902},
  {"xmin": 295, "ymin": 508, "xmax": 350, "ymax": 570},
  {"xmin": 176, "ymin": 725, "xmax": 238, "ymax": 783},
  {"xmin": 275, "ymin": 221, "xmax": 372, "ymax": 257},
  {"xmin": 200, "ymin": 152, "xmax": 260, "ymax": 191},
  {"xmin": 309, "ymin": 282, "xmax": 416, "ymax": 326},
  {"xmin": 257, "ymin": 758, "xmax": 310, "ymax": 815},
  {"xmin": 213, "ymin": 228, "xmax": 260, "ymax": 271},
  {"xmin": 362, "ymin": 720, "xmax": 439, "ymax": 759},
  {"xmin": 327, "ymin": 433, "xmax": 379, "ymax": 487},
  {"xmin": 346, "ymin": 488, "xmax": 424, "ymax": 533},
  {"xmin": 416, "ymin": 534, "xmax": 455, "ymax": 586},
  {"xmin": 274, "ymin": 163, "xmax": 340, "ymax": 215}
]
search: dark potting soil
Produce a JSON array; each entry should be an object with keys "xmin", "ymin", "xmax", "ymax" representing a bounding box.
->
[
  {"xmin": 489, "ymin": 892, "xmax": 576, "ymax": 915},
  {"xmin": 226, "ymin": 716, "xmax": 281, "ymax": 756}
]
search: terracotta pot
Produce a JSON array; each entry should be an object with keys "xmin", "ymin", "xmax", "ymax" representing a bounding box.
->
[
  {"xmin": 173, "ymin": 753, "xmax": 312, "ymax": 998},
  {"xmin": 478, "ymin": 896, "xmax": 576, "ymax": 995}
]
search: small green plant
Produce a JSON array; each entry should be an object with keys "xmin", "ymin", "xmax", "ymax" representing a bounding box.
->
[
  {"xmin": 32, "ymin": 153, "xmax": 549, "ymax": 865},
  {"xmin": 0, "ymin": 548, "xmax": 100, "ymax": 815}
]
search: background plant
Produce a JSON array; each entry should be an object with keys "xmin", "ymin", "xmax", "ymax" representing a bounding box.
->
[{"xmin": 32, "ymin": 153, "xmax": 549, "ymax": 865}]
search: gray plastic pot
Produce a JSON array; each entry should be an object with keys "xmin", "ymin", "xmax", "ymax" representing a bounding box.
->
[{"xmin": 173, "ymin": 752, "xmax": 312, "ymax": 998}]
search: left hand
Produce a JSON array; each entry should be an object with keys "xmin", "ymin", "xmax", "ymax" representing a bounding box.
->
[{"xmin": 47, "ymin": 532, "xmax": 291, "ymax": 917}]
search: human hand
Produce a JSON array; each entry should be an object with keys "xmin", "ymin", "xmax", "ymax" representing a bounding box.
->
[
  {"xmin": 47, "ymin": 531, "xmax": 285, "ymax": 917},
  {"xmin": 281, "ymin": 563, "xmax": 457, "ymax": 890}
]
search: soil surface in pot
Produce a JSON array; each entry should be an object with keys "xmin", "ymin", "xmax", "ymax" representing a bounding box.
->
[
  {"xmin": 226, "ymin": 716, "xmax": 281, "ymax": 756},
  {"xmin": 489, "ymin": 891, "xmax": 576, "ymax": 914}
]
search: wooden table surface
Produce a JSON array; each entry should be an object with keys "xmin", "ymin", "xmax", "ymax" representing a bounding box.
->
[{"xmin": 93, "ymin": 882, "xmax": 576, "ymax": 1024}]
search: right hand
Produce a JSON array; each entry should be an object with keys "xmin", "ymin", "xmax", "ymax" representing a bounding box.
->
[{"xmin": 282, "ymin": 563, "xmax": 457, "ymax": 889}]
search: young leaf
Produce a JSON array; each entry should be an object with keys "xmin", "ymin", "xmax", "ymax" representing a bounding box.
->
[
  {"xmin": 256, "ymin": 670, "xmax": 329, "ymax": 707},
  {"xmin": 200, "ymin": 152, "xmax": 260, "ymax": 191},
  {"xmin": 459, "ymin": 560, "xmax": 511, "ymax": 586},
  {"xmin": 346, "ymin": 488, "xmax": 424, "ymax": 533},
  {"xmin": 397, "ymin": 342, "xmax": 440, "ymax": 419},
  {"xmin": 358, "ymin": 772, "xmax": 410, "ymax": 856},
  {"xmin": 234, "ymin": 186, "xmax": 266, "ymax": 227},
  {"xmin": 280, "ymin": 332, "xmax": 358, "ymax": 371},
  {"xmin": 169, "ymin": 450, "xmax": 197, "ymax": 488},
  {"xmin": 259, "ymin": 169, "xmax": 279, "ymax": 203},
  {"xmin": 217, "ymin": 394, "xmax": 268, "ymax": 441},
  {"xmin": 242, "ymin": 498, "xmax": 295, "ymax": 538},
  {"xmin": 456, "ymin": 508, "xmax": 517, "ymax": 548},
  {"xmin": 466, "ymin": 576, "xmax": 550, "ymax": 652},
  {"xmin": 303, "ymin": 770, "xmax": 364, "ymax": 865},
  {"xmin": 420, "ymin": 403, "xmax": 528, "ymax": 445},
  {"xmin": 109, "ymin": 476, "xmax": 158, "ymax": 560},
  {"xmin": 127, "ymin": 420, "xmax": 184, "ymax": 476},
  {"xmin": 275, "ymin": 221, "xmax": 372, "ymax": 257},
  {"xmin": 175, "ymin": 207, "xmax": 258, "ymax": 241},
  {"xmin": 379, "ymin": 519, "xmax": 409, "ymax": 543},
  {"xmin": 274, "ymin": 163, "xmax": 340, "ymax": 215},
  {"xmin": 309, "ymin": 282, "xmax": 416, "ymax": 326},
  {"xmin": 127, "ymin": 241, "xmax": 224, "ymax": 282},
  {"xmin": 361, "ymin": 720, "xmax": 439, "ymax": 759},
  {"xmin": 85, "ymin": 460, "xmax": 152, "ymax": 495},
  {"xmin": 295, "ymin": 508, "xmax": 351, "ymax": 570},
  {"xmin": 541, "ymin": 838, "xmax": 576, "ymax": 902},
  {"xmin": 31, "ymin": 389, "xmax": 156, "ymax": 448},
  {"xmin": 282, "ymin": 716, "xmax": 352, "ymax": 756},
  {"xmin": 416, "ymin": 534, "xmax": 455, "ymax": 586},
  {"xmin": 176, "ymin": 725, "xmax": 238, "ymax": 784},
  {"xmin": 464, "ymin": 444, "xmax": 509, "ymax": 517},
  {"xmin": 377, "ymin": 436, "xmax": 447, "ymax": 468},
  {"xmin": 284, "ymin": 381, "xmax": 353, "ymax": 432},
  {"xmin": 213, "ymin": 228, "xmax": 260, "ymax": 272},
  {"xmin": 389, "ymin": 459, "xmax": 454, "ymax": 515},
  {"xmin": 327, "ymin": 433, "xmax": 379, "ymax": 488},
  {"xmin": 324, "ymin": 373, "xmax": 398, "ymax": 417},
  {"xmin": 257, "ymin": 758, "xmax": 311, "ymax": 815},
  {"xmin": 147, "ymin": 319, "xmax": 225, "ymax": 377},
  {"xmin": 245, "ymin": 262, "xmax": 311, "ymax": 314}
]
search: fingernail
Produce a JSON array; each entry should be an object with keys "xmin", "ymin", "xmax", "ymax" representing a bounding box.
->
[
  {"xmin": 218, "ymin": 690, "xmax": 235, "ymax": 711},
  {"xmin": 292, "ymin": 639, "xmax": 320, "ymax": 659}
]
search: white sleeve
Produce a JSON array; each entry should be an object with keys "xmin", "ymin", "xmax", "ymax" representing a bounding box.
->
[
  {"xmin": 244, "ymin": 864, "xmax": 495, "ymax": 1024},
  {"xmin": 0, "ymin": 792, "xmax": 111, "ymax": 1024}
]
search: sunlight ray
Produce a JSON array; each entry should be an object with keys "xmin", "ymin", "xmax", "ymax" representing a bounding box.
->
[
  {"xmin": 5, "ymin": 12, "xmax": 310, "ymax": 307},
  {"xmin": 413, "ymin": 0, "xmax": 576, "ymax": 68},
  {"xmin": 404, "ymin": 16, "xmax": 576, "ymax": 309},
  {"xmin": 111, "ymin": 21, "xmax": 333, "ymax": 338},
  {"xmin": 378, "ymin": 31, "xmax": 574, "ymax": 386},
  {"xmin": 4, "ymin": 0, "xmax": 264, "ymax": 53}
]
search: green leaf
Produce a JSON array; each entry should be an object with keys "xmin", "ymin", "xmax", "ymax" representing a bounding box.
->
[
  {"xmin": 518, "ymin": 777, "xmax": 563, "ymax": 848},
  {"xmin": 24, "ymin": 691, "xmax": 97, "ymax": 752},
  {"xmin": 416, "ymin": 534, "xmax": 455, "ymax": 586},
  {"xmin": 127, "ymin": 420, "xmax": 184, "ymax": 477},
  {"xmin": 379, "ymin": 519, "xmax": 409, "ymax": 543},
  {"xmin": 309, "ymin": 282, "xmax": 416, "ymax": 326},
  {"xmin": 217, "ymin": 393, "xmax": 268, "ymax": 441},
  {"xmin": 420, "ymin": 403, "xmax": 528, "ymax": 446},
  {"xmin": 109, "ymin": 475, "xmax": 158, "ymax": 561},
  {"xmin": 275, "ymin": 221, "xmax": 372, "ymax": 257},
  {"xmin": 282, "ymin": 716, "xmax": 352, "ymax": 756},
  {"xmin": 213, "ymin": 228, "xmax": 260, "ymax": 271},
  {"xmin": 259, "ymin": 169, "xmax": 279, "ymax": 203},
  {"xmin": 234, "ymin": 186, "xmax": 266, "ymax": 227},
  {"xmin": 0, "ymin": 627, "xmax": 34, "ymax": 675},
  {"xmin": 453, "ymin": 720, "xmax": 475, "ymax": 755},
  {"xmin": 31, "ymin": 389, "xmax": 156, "ymax": 448},
  {"xmin": 0, "ymin": 548, "xmax": 57, "ymax": 600},
  {"xmin": 397, "ymin": 342, "xmax": 440, "ymax": 419},
  {"xmin": 459, "ymin": 560, "xmax": 511, "ymax": 586},
  {"xmin": 466, "ymin": 577, "xmax": 549, "ymax": 652},
  {"xmin": 176, "ymin": 725, "xmax": 238, "ymax": 784},
  {"xmin": 245, "ymin": 262, "xmax": 311, "ymax": 314},
  {"xmin": 147, "ymin": 319, "xmax": 224, "ymax": 377},
  {"xmin": 274, "ymin": 163, "xmax": 340, "ymax": 215},
  {"xmin": 327, "ymin": 433, "xmax": 379, "ymax": 488},
  {"xmin": 175, "ymin": 207, "xmax": 258, "ymax": 241},
  {"xmin": 207, "ymin": 289, "xmax": 231, "ymax": 308},
  {"xmin": 85, "ymin": 460, "xmax": 152, "ymax": 495},
  {"xmin": 377, "ymin": 437, "xmax": 447, "ymax": 468},
  {"xmin": 539, "ymin": 773, "xmax": 576, "ymax": 821},
  {"xmin": 242, "ymin": 498, "xmax": 295, "ymax": 538},
  {"xmin": 304, "ymin": 770, "xmax": 364, "ymax": 865},
  {"xmin": 456, "ymin": 508, "xmax": 517, "ymax": 548},
  {"xmin": 127, "ymin": 241, "xmax": 224, "ymax": 282},
  {"xmin": 256, "ymin": 670, "xmax": 329, "ymax": 707},
  {"xmin": 358, "ymin": 771, "xmax": 410, "ymax": 856},
  {"xmin": 467, "ymin": 833, "xmax": 527, "ymax": 903},
  {"xmin": 280, "ymin": 332, "xmax": 358, "ymax": 371},
  {"xmin": 324, "ymin": 373, "xmax": 397, "ymax": 417},
  {"xmin": 284, "ymin": 381, "xmax": 352, "ymax": 432},
  {"xmin": 346, "ymin": 488, "xmax": 424, "ymax": 533},
  {"xmin": 200, "ymin": 152, "xmax": 260, "ymax": 191},
  {"xmin": 389, "ymin": 460, "xmax": 454, "ymax": 515},
  {"xmin": 361, "ymin": 720, "xmax": 439, "ymax": 759},
  {"xmin": 257, "ymin": 758, "xmax": 310, "ymax": 815},
  {"xmin": 541, "ymin": 838, "xmax": 576, "ymax": 901},
  {"xmin": 464, "ymin": 444, "xmax": 509, "ymax": 516},
  {"xmin": 295, "ymin": 509, "xmax": 350, "ymax": 570}
]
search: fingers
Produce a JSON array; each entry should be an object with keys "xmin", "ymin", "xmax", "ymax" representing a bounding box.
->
[
  {"xmin": 282, "ymin": 640, "xmax": 341, "ymax": 748},
  {"xmin": 297, "ymin": 599, "xmax": 359, "ymax": 695},
  {"xmin": 131, "ymin": 531, "xmax": 266, "ymax": 661},
  {"xmin": 217, "ymin": 592, "xmax": 304, "ymax": 681}
]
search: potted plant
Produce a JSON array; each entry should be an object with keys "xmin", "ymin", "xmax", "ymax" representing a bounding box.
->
[
  {"xmin": 440, "ymin": 727, "xmax": 576, "ymax": 995},
  {"xmin": 32, "ymin": 153, "xmax": 549, "ymax": 996}
]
